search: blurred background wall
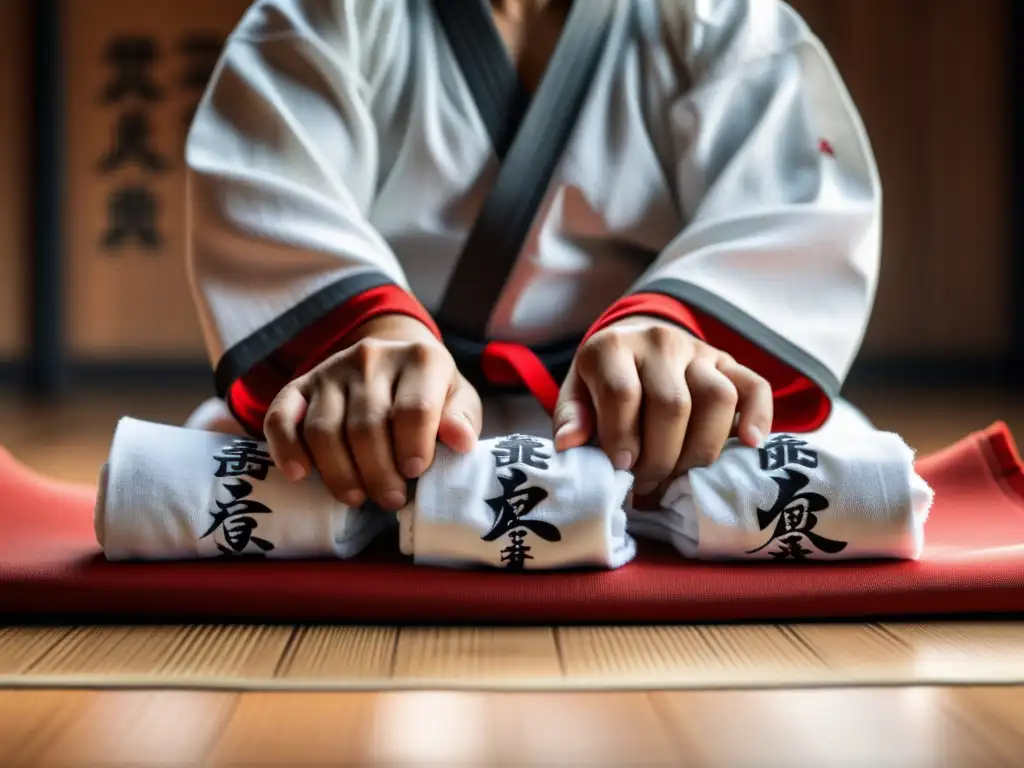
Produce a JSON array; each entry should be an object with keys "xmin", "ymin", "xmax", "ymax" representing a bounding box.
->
[{"xmin": 0, "ymin": 0, "xmax": 1017, "ymax": 397}]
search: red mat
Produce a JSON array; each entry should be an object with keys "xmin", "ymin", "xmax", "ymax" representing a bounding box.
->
[{"xmin": 2, "ymin": 423, "xmax": 1024, "ymax": 624}]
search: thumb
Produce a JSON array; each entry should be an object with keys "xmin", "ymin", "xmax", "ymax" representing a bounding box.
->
[
  {"xmin": 438, "ymin": 375, "xmax": 483, "ymax": 453},
  {"xmin": 552, "ymin": 364, "xmax": 593, "ymax": 452}
]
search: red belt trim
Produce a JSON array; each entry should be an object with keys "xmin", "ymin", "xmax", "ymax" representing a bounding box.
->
[{"xmin": 481, "ymin": 341, "xmax": 560, "ymax": 416}]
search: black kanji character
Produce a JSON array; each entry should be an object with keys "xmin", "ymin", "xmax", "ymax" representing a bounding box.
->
[
  {"xmin": 101, "ymin": 36, "xmax": 163, "ymax": 103},
  {"xmin": 199, "ymin": 478, "xmax": 275, "ymax": 555},
  {"xmin": 746, "ymin": 468, "xmax": 847, "ymax": 557},
  {"xmin": 98, "ymin": 111, "xmax": 168, "ymax": 173},
  {"xmin": 178, "ymin": 33, "xmax": 223, "ymax": 90},
  {"xmin": 758, "ymin": 434, "xmax": 818, "ymax": 472},
  {"xmin": 101, "ymin": 186, "xmax": 162, "ymax": 249},
  {"xmin": 491, "ymin": 434, "xmax": 551, "ymax": 470},
  {"xmin": 213, "ymin": 440, "xmax": 274, "ymax": 481},
  {"xmin": 481, "ymin": 467, "xmax": 561, "ymax": 543},
  {"xmin": 769, "ymin": 535, "xmax": 813, "ymax": 561},
  {"xmin": 499, "ymin": 530, "xmax": 533, "ymax": 570}
]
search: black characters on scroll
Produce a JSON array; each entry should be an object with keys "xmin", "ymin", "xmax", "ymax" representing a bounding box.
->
[
  {"xmin": 98, "ymin": 36, "xmax": 167, "ymax": 251},
  {"xmin": 96, "ymin": 33, "xmax": 227, "ymax": 252},
  {"xmin": 747, "ymin": 435, "xmax": 847, "ymax": 560},
  {"xmin": 201, "ymin": 439, "xmax": 277, "ymax": 557},
  {"xmin": 482, "ymin": 436, "xmax": 561, "ymax": 570}
]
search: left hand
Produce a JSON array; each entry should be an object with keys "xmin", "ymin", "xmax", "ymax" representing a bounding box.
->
[{"xmin": 552, "ymin": 317, "xmax": 773, "ymax": 498}]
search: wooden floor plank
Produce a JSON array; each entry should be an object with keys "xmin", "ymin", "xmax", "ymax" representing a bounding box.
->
[
  {"xmin": 392, "ymin": 627, "xmax": 563, "ymax": 681},
  {"xmin": 276, "ymin": 626, "xmax": 398, "ymax": 680},
  {"xmin": 556, "ymin": 625, "xmax": 830, "ymax": 686},
  {"xmin": 28, "ymin": 690, "xmax": 238, "ymax": 767},
  {"xmin": 0, "ymin": 690, "xmax": 87, "ymax": 765},
  {"xmin": 650, "ymin": 687, "xmax": 1014, "ymax": 766},
  {"xmin": 207, "ymin": 691, "xmax": 679, "ymax": 766},
  {"xmin": 0, "ymin": 628, "xmax": 72, "ymax": 675},
  {"xmin": 26, "ymin": 625, "xmax": 292, "ymax": 681}
]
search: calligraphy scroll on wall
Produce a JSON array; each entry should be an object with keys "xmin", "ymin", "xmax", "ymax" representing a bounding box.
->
[
  {"xmin": 0, "ymin": 0, "xmax": 30, "ymax": 360},
  {"xmin": 64, "ymin": 0, "xmax": 251, "ymax": 361}
]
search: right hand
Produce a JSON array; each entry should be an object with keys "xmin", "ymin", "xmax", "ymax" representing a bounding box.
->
[{"xmin": 264, "ymin": 314, "xmax": 482, "ymax": 511}]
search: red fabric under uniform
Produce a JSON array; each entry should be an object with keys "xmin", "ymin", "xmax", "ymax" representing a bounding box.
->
[{"xmin": 2, "ymin": 422, "xmax": 1023, "ymax": 624}]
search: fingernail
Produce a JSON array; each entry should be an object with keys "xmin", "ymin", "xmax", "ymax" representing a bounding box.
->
[
  {"xmin": 344, "ymin": 494, "xmax": 367, "ymax": 510},
  {"xmin": 382, "ymin": 490, "xmax": 407, "ymax": 511},
  {"xmin": 613, "ymin": 450, "xmax": 634, "ymax": 471},
  {"xmin": 635, "ymin": 481, "xmax": 658, "ymax": 496},
  {"xmin": 282, "ymin": 460, "xmax": 306, "ymax": 482},
  {"xmin": 402, "ymin": 458, "xmax": 425, "ymax": 478},
  {"xmin": 750, "ymin": 427, "xmax": 766, "ymax": 447}
]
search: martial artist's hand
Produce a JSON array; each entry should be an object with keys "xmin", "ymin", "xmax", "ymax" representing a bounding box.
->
[
  {"xmin": 552, "ymin": 317, "xmax": 773, "ymax": 498},
  {"xmin": 263, "ymin": 315, "xmax": 483, "ymax": 511}
]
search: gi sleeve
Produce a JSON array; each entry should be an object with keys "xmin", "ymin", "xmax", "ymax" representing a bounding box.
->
[
  {"xmin": 583, "ymin": 0, "xmax": 881, "ymax": 432},
  {"xmin": 185, "ymin": 0, "xmax": 436, "ymax": 436}
]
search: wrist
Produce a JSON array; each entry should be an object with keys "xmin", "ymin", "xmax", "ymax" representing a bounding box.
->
[{"xmin": 347, "ymin": 313, "xmax": 439, "ymax": 344}]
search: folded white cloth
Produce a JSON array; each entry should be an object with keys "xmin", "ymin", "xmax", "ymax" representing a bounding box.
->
[
  {"xmin": 399, "ymin": 434, "xmax": 636, "ymax": 570},
  {"xmin": 96, "ymin": 418, "xmax": 389, "ymax": 561},
  {"xmin": 627, "ymin": 430, "xmax": 934, "ymax": 561}
]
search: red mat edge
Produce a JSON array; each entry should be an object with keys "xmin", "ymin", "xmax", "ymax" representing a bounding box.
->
[
  {"xmin": 3, "ymin": 421, "xmax": 1024, "ymax": 625},
  {"xmin": 980, "ymin": 421, "xmax": 1024, "ymax": 505}
]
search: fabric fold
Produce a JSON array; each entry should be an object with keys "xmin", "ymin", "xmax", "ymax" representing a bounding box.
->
[
  {"xmin": 398, "ymin": 434, "xmax": 637, "ymax": 570},
  {"xmin": 628, "ymin": 430, "xmax": 933, "ymax": 562},
  {"xmin": 96, "ymin": 418, "xmax": 389, "ymax": 561}
]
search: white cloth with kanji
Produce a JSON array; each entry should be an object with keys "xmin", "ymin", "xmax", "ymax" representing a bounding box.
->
[
  {"xmin": 627, "ymin": 425, "xmax": 934, "ymax": 562},
  {"xmin": 95, "ymin": 417, "xmax": 389, "ymax": 561},
  {"xmin": 398, "ymin": 434, "xmax": 637, "ymax": 570}
]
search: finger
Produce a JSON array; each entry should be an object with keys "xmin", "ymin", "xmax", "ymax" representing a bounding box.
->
[
  {"xmin": 577, "ymin": 340, "xmax": 642, "ymax": 471},
  {"xmin": 391, "ymin": 349, "xmax": 449, "ymax": 478},
  {"xmin": 676, "ymin": 357, "xmax": 738, "ymax": 473},
  {"xmin": 633, "ymin": 355, "xmax": 691, "ymax": 496},
  {"xmin": 438, "ymin": 376, "xmax": 483, "ymax": 453},
  {"xmin": 301, "ymin": 382, "xmax": 365, "ymax": 507},
  {"xmin": 346, "ymin": 375, "xmax": 407, "ymax": 511},
  {"xmin": 718, "ymin": 358, "xmax": 773, "ymax": 447},
  {"xmin": 264, "ymin": 380, "xmax": 312, "ymax": 482},
  {"xmin": 552, "ymin": 364, "xmax": 595, "ymax": 452}
]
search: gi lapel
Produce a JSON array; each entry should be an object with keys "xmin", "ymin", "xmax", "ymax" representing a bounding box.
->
[{"xmin": 431, "ymin": 0, "xmax": 619, "ymax": 341}]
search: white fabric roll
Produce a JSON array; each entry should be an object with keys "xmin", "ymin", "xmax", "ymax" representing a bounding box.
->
[
  {"xmin": 628, "ymin": 429, "xmax": 934, "ymax": 562},
  {"xmin": 96, "ymin": 417, "xmax": 389, "ymax": 561},
  {"xmin": 399, "ymin": 434, "xmax": 636, "ymax": 570}
]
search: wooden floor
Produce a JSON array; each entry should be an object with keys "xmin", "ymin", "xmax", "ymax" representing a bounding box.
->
[{"xmin": 2, "ymin": 383, "xmax": 1024, "ymax": 765}]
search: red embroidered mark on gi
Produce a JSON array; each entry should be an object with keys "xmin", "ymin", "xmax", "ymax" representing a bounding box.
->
[{"xmin": 818, "ymin": 139, "xmax": 835, "ymax": 157}]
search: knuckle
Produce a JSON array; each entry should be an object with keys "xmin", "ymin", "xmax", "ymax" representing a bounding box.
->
[
  {"xmin": 263, "ymin": 406, "xmax": 290, "ymax": 436},
  {"xmin": 643, "ymin": 323, "xmax": 679, "ymax": 349},
  {"xmin": 752, "ymin": 373, "xmax": 772, "ymax": 396},
  {"xmin": 349, "ymin": 338, "xmax": 385, "ymax": 368},
  {"xmin": 598, "ymin": 375, "xmax": 641, "ymax": 401},
  {"xmin": 346, "ymin": 409, "xmax": 388, "ymax": 439},
  {"xmin": 575, "ymin": 342, "xmax": 604, "ymax": 375},
  {"xmin": 651, "ymin": 385, "xmax": 691, "ymax": 413},
  {"xmin": 392, "ymin": 396, "xmax": 435, "ymax": 424},
  {"xmin": 703, "ymin": 377, "xmax": 738, "ymax": 407},
  {"xmin": 302, "ymin": 417, "xmax": 337, "ymax": 449},
  {"xmin": 406, "ymin": 340, "xmax": 436, "ymax": 365}
]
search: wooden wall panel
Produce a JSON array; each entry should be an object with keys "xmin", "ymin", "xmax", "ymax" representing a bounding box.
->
[
  {"xmin": 58, "ymin": 0, "xmax": 1013, "ymax": 363},
  {"xmin": 789, "ymin": 0, "xmax": 1012, "ymax": 358},
  {"xmin": 0, "ymin": 0, "xmax": 31, "ymax": 358},
  {"xmin": 63, "ymin": 0, "xmax": 251, "ymax": 360}
]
